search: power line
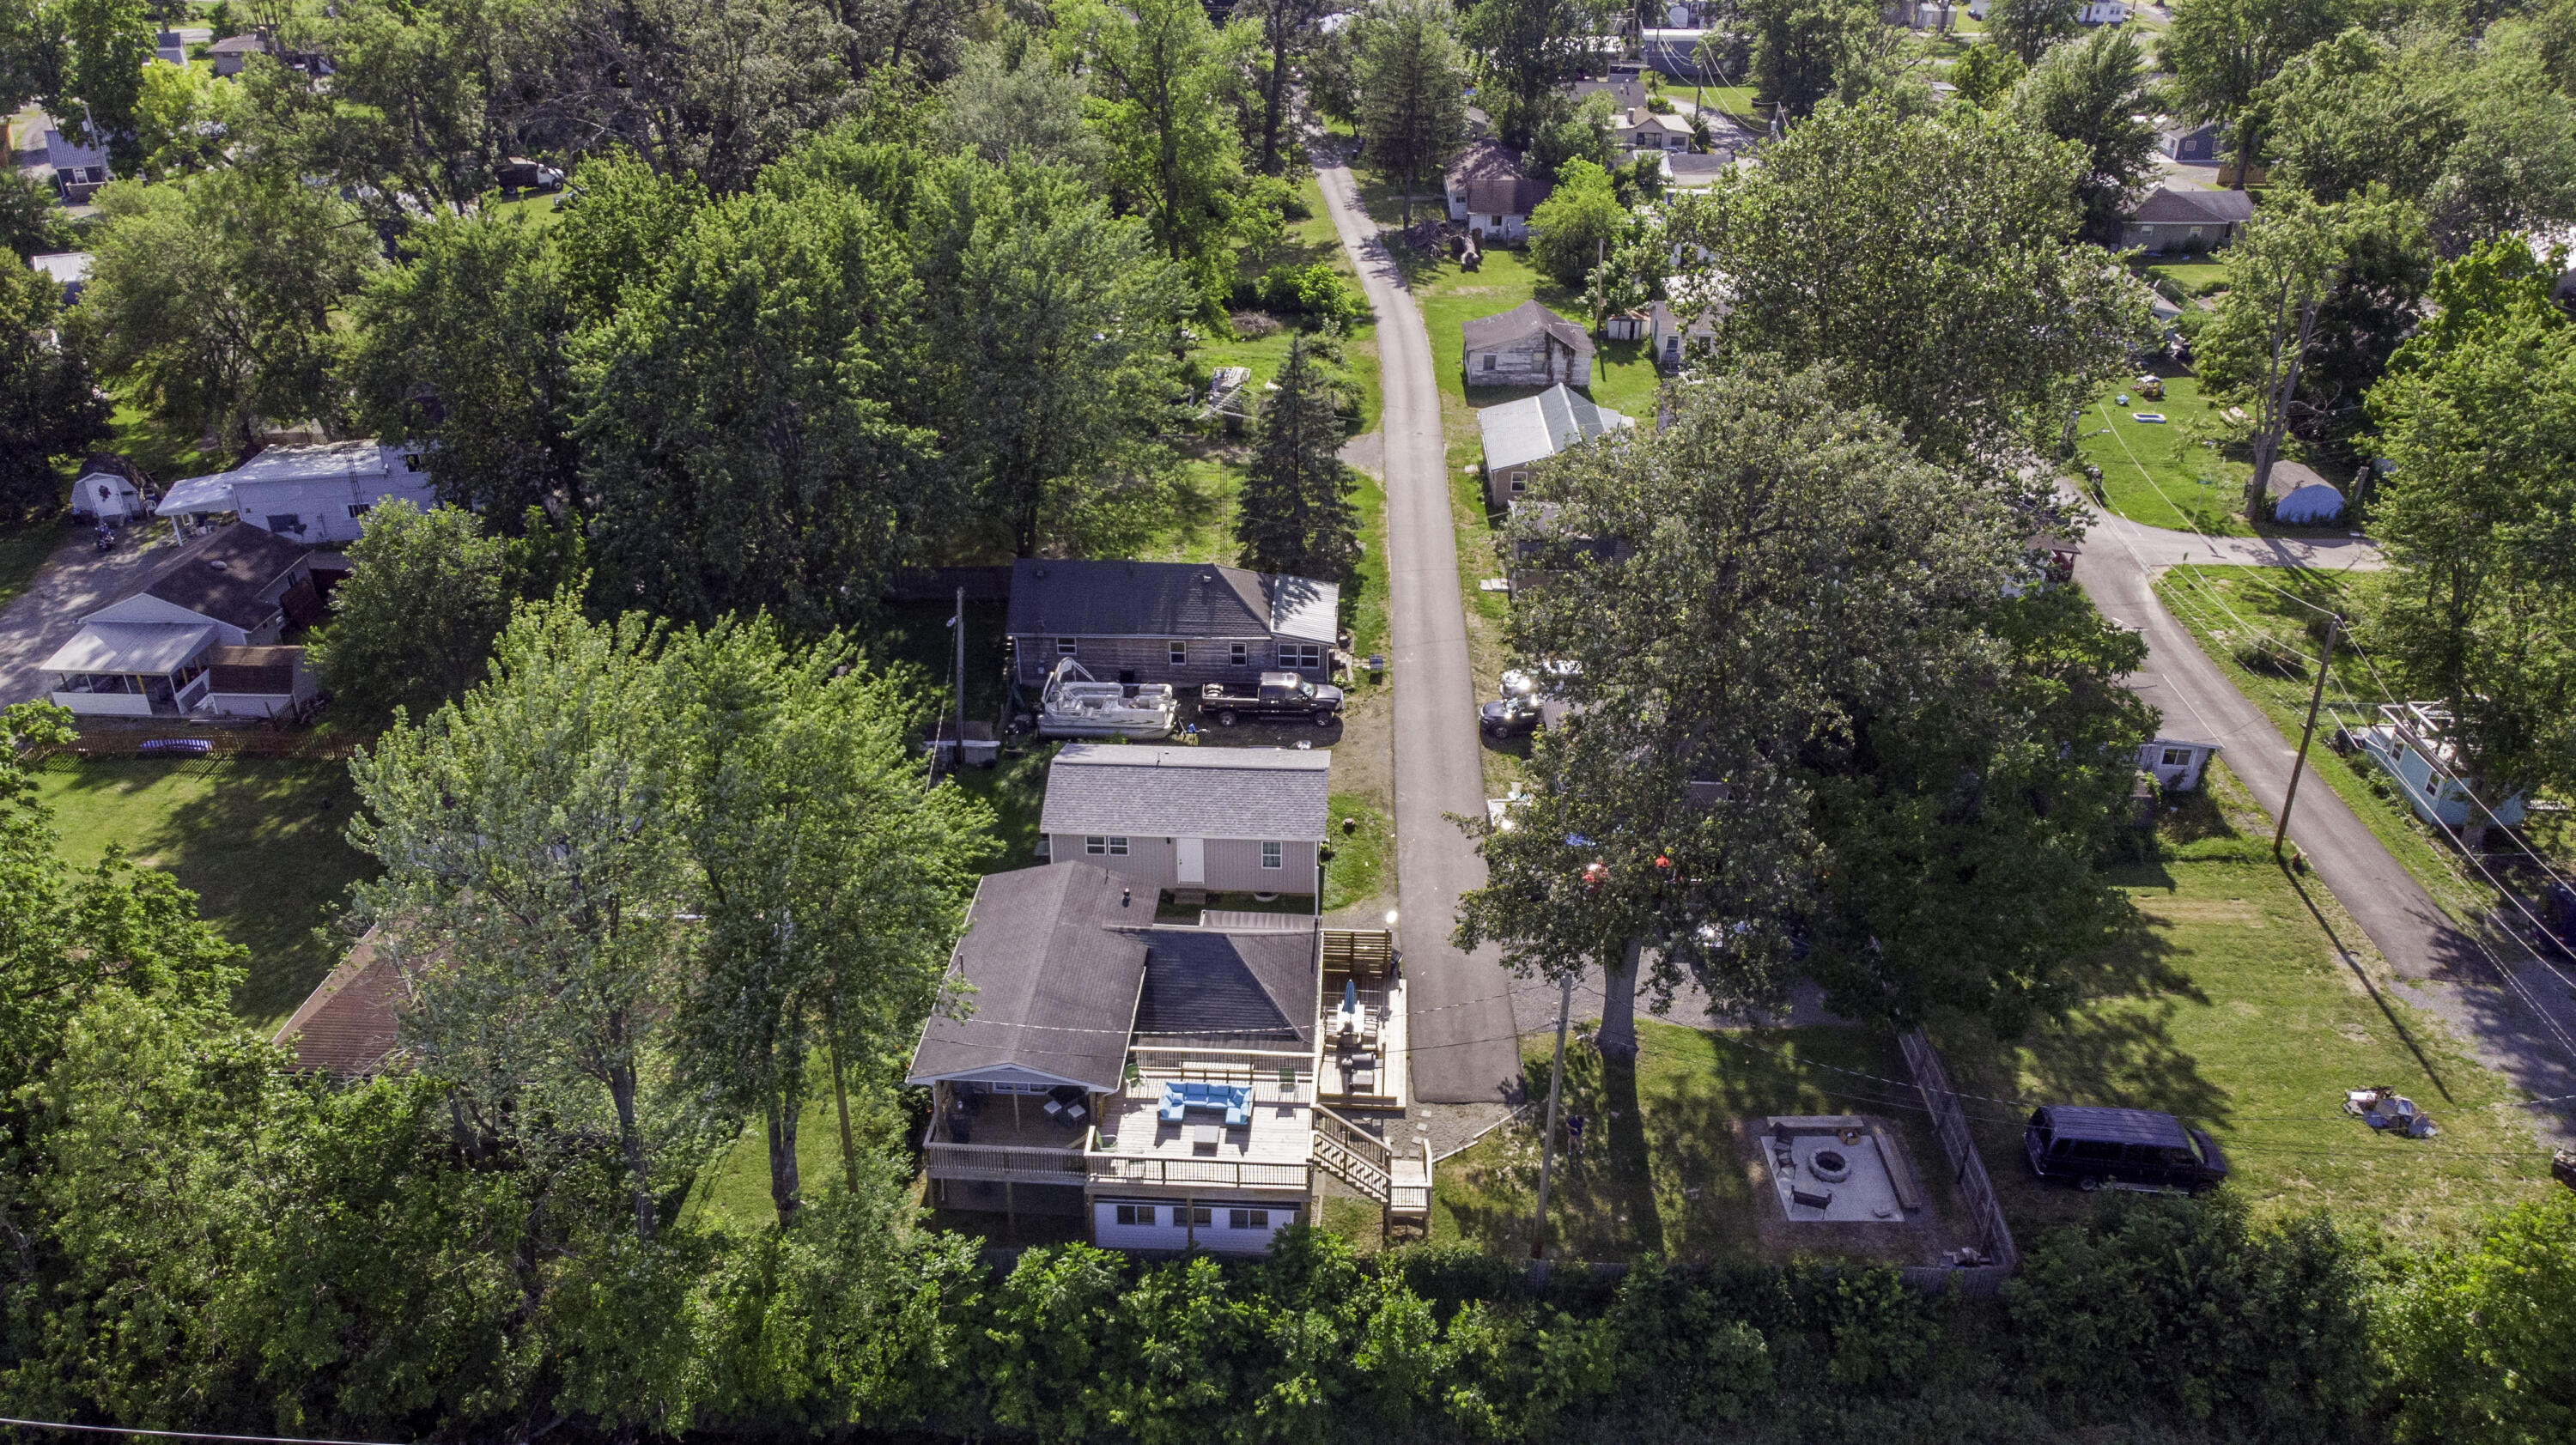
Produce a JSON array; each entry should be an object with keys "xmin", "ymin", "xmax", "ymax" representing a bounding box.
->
[{"xmin": 0, "ymin": 1418, "xmax": 410, "ymax": 1445}]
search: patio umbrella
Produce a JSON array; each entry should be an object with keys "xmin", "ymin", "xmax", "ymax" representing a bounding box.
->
[{"xmin": 1342, "ymin": 978, "xmax": 1357, "ymax": 1009}]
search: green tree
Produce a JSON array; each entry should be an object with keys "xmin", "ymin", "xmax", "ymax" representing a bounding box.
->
[
  {"xmin": 306, "ymin": 501, "xmax": 526, "ymax": 732},
  {"xmin": 912, "ymin": 156, "xmax": 1194, "ymax": 558},
  {"xmin": 2193, "ymin": 190, "xmax": 2344, "ymax": 512},
  {"xmin": 1986, "ymin": 0, "xmax": 2078, "ymax": 65},
  {"xmin": 2379, "ymin": 1193, "xmax": 2576, "ymax": 1445},
  {"xmin": 574, "ymin": 184, "xmax": 938, "ymax": 632},
  {"xmin": 73, "ymin": 169, "xmax": 376, "ymax": 457},
  {"xmin": 1458, "ymin": 0, "xmax": 1609, "ymax": 150},
  {"xmin": 268, "ymin": 0, "xmax": 519, "ymax": 224},
  {"xmin": 1246, "ymin": 0, "xmax": 1336, "ymax": 174},
  {"xmin": 663, "ymin": 617, "xmax": 991, "ymax": 1225},
  {"xmin": 932, "ymin": 27, "xmax": 1110, "ymax": 178},
  {"xmin": 2009, "ymin": 25, "xmax": 2159, "ymax": 244},
  {"xmin": 0, "ymin": 257, "xmax": 110, "ymax": 520},
  {"xmin": 1668, "ymin": 98, "xmax": 2144, "ymax": 473},
  {"xmin": 1745, "ymin": 0, "xmax": 1881, "ymax": 122},
  {"xmin": 123, "ymin": 58, "xmax": 242, "ymax": 181},
  {"xmin": 1065, "ymin": 0, "xmax": 1248, "ymax": 312},
  {"xmin": 1236, "ymin": 335, "xmax": 1362, "ymax": 582},
  {"xmin": 1527, "ymin": 155, "xmax": 1625, "ymax": 289},
  {"xmin": 0, "ymin": 170, "xmax": 70, "ymax": 259},
  {"xmin": 48, "ymin": 0, "xmax": 158, "ymax": 171},
  {"xmin": 2160, "ymin": 0, "xmax": 2350, "ymax": 189},
  {"xmin": 1949, "ymin": 40, "xmax": 2025, "ymax": 109},
  {"xmin": 348, "ymin": 599, "xmax": 705, "ymax": 1246},
  {"xmin": 1354, "ymin": 0, "xmax": 1469, "ymax": 226}
]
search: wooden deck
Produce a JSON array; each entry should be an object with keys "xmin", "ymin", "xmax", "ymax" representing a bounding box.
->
[{"xmin": 1087, "ymin": 1068, "xmax": 1315, "ymax": 1196}]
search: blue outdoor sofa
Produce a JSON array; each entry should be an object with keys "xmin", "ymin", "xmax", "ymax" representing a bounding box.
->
[{"xmin": 1159, "ymin": 1080, "xmax": 1252, "ymax": 1127}]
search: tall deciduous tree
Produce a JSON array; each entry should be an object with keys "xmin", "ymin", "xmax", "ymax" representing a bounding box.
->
[
  {"xmin": 307, "ymin": 501, "xmax": 528, "ymax": 732},
  {"xmin": 2160, "ymin": 0, "xmax": 2349, "ymax": 189},
  {"xmin": 46, "ymin": 0, "xmax": 158, "ymax": 170},
  {"xmin": 575, "ymin": 184, "xmax": 939, "ymax": 632},
  {"xmin": 1236, "ymin": 335, "xmax": 1361, "ymax": 582},
  {"xmin": 73, "ymin": 168, "xmax": 376, "ymax": 457},
  {"xmin": 1458, "ymin": 0, "xmax": 1606, "ymax": 150},
  {"xmin": 932, "ymin": 27, "xmax": 1110, "ymax": 178},
  {"xmin": 1668, "ymin": 99, "xmax": 2143, "ymax": 475},
  {"xmin": 1065, "ymin": 0, "xmax": 1247, "ymax": 312},
  {"xmin": 0, "ymin": 258, "xmax": 109, "ymax": 520},
  {"xmin": 1353, "ymin": 0, "xmax": 1467, "ymax": 226},
  {"xmin": 2009, "ymin": 24, "xmax": 2158, "ymax": 245},
  {"xmin": 1986, "ymin": 0, "xmax": 2078, "ymax": 65},
  {"xmin": 1527, "ymin": 155, "xmax": 1625, "ymax": 290},
  {"xmin": 349, "ymin": 600, "xmax": 706, "ymax": 1247},
  {"xmin": 1246, "ymin": 0, "xmax": 1336, "ymax": 174},
  {"xmin": 664, "ymin": 617, "xmax": 991, "ymax": 1225},
  {"xmin": 1744, "ymin": 0, "xmax": 1881, "ymax": 123},
  {"xmin": 2195, "ymin": 191, "xmax": 2343, "ymax": 513},
  {"xmin": 1949, "ymin": 41, "xmax": 2025, "ymax": 109},
  {"xmin": 913, "ymin": 155, "xmax": 1194, "ymax": 558}
]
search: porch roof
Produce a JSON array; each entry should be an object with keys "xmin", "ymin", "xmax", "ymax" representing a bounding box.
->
[{"xmin": 40, "ymin": 622, "xmax": 214, "ymax": 677}]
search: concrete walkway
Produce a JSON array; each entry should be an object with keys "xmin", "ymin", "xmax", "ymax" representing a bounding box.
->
[
  {"xmin": 2076, "ymin": 504, "xmax": 2576, "ymax": 1137},
  {"xmin": 1314, "ymin": 145, "xmax": 1525, "ymax": 1105},
  {"xmin": 0, "ymin": 525, "xmax": 181, "ymax": 707}
]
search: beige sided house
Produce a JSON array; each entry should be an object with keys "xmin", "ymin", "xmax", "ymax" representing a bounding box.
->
[
  {"xmin": 908, "ymin": 864, "xmax": 1425, "ymax": 1252},
  {"xmin": 1041, "ymin": 745, "xmax": 1330, "ymax": 897}
]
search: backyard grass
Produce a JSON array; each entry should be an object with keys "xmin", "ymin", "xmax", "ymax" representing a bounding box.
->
[
  {"xmin": 1935, "ymin": 761, "xmax": 2559, "ymax": 1242},
  {"xmin": 2152, "ymin": 564, "xmax": 2493, "ymax": 926},
  {"xmin": 1431, "ymin": 1019, "xmax": 1965, "ymax": 1266},
  {"xmin": 485, "ymin": 191, "xmax": 567, "ymax": 229},
  {"xmin": 2148, "ymin": 260, "xmax": 2231, "ymax": 300},
  {"xmin": 1321, "ymin": 791, "xmax": 1390, "ymax": 914},
  {"xmin": 2079, "ymin": 372, "xmax": 2254, "ymax": 534},
  {"xmin": 106, "ymin": 399, "xmax": 228, "ymax": 485},
  {"xmin": 34, "ymin": 756, "xmax": 378, "ymax": 1033},
  {"xmin": 683, "ymin": 1072, "xmax": 915, "ymax": 1230}
]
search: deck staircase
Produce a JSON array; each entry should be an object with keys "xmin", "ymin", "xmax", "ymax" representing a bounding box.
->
[{"xmin": 1311, "ymin": 1105, "xmax": 1431, "ymax": 1220}]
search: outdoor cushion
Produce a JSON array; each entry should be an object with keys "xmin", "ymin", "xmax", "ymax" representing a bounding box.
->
[{"xmin": 1160, "ymin": 1082, "xmax": 1251, "ymax": 1124}]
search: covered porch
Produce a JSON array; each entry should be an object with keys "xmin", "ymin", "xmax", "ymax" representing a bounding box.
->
[{"xmin": 43, "ymin": 622, "xmax": 216, "ymax": 718}]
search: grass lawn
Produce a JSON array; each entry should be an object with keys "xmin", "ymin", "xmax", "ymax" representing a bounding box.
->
[
  {"xmin": 1935, "ymin": 762, "xmax": 2558, "ymax": 1241},
  {"xmin": 2151, "ymin": 564, "xmax": 2493, "ymax": 926},
  {"xmin": 0, "ymin": 519, "xmax": 64, "ymax": 612},
  {"xmin": 1679, "ymin": 84, "xmax": 1763, "ymax": 130},
  {"xmin": 34, "ymin": 756, "xmax": 379, "ymax": 1033},
  {"xmin": 2148, "ymin": 260, "xmax": 2231, "ymax": 300},
  {"xmin": 106, "ymin": 399, "xmax": 228, "ymax": 485},
  {"xmin": 683, "ymin": 1072, "xmax": 917, "ymax": 1230},
  {"xmin": 1431, "ymin": 1019, "xmax": 1965, "ymax": 1266},
  {"xmin": 2078, "ymin": 373, "xmax": 2253, "ymax": 535},
  {"xmin": 485, "ymin": 192, "xmax": 567, "ymax": 229},
  {"xmin": 1321, "ymin": 791, "xmax": 1390, "ymax": 913}
]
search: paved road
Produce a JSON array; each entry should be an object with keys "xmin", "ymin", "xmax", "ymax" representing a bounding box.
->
[
  {"xmin": 1314, "ymin": 150, "xmax": 1524, "ymax": 1104},
  {"xmin": 2077, "ymin": 507, "xmax": 2576, "ymax": 1133},
  {"xmin": 0, "ymin": 525, "xmax": 179, "ymax": 707}
]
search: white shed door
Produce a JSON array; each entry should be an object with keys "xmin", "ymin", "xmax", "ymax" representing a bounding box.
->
[{"xmin": 1176, "ymin": 837, "xmax": 1206, "ymax": 885}]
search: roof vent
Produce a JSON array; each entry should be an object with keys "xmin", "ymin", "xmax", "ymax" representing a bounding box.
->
[
  {"xmin": 1200, "ymin": 573, "xmax": 1214, "ymax": 583},
  {"xmin": 206, "ymin": 560, "xmax": 228, "ymax": 572}
]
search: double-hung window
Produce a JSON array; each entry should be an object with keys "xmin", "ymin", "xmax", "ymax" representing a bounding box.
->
[
  {"xmin": 1280, "ymin": 643, "xmax": 1322, "ymax": 670},
  {"xmin": 1227, "ymin": 1208, "xmax": 1270, "ymax": 1230},
  {"xmin": 1115, "ymin": 1204, "xmax": 1157, "ymax": 1227},
  {"xmin": 2160, "ymin": 747, "xmax": 2192, "ymax": 768},
  {"xmin": 1170, "ymin": 641, "xmax": 1187, "ymax": 665},
  {"xmin": 1085, "ymin": 836, "xmax": 1129, "ymax": 856},
  {"xmin": 1058, "ymin": 638, "xmax": 1079, "ymax": 658},
  {"xmin": 1230, "ymin": 641, "xmax": 1249, "ymax": 666},
  {"xmin": 1261, "ymin": 841, "xmax": 1283, "ymax": 870}
]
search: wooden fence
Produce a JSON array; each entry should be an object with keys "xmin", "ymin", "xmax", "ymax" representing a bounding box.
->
[
  {"xmin": 1897, "ymin": 1025, "xmax": 2019, "ymax": 1296},
  {"xmin": 29, "ymin": 721, "xmax": 361, "ymax": 762}
]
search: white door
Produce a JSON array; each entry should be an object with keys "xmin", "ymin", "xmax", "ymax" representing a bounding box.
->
[{"xmin": 1176, "ymin": 837, "xmax": 1206, "ymax": 885}]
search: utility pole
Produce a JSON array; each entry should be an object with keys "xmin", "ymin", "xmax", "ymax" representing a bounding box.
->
[
  {"xmin": 952, "ymin": 585, "xmax": 969, "ymax": 779},
  {"xmin": 2275, "ymin": 613, "xmax": 2340, "ymax": 859},
  {"xmin": 1530, "ymin": 972, "xmax": 1573, "ymax": 1260}
]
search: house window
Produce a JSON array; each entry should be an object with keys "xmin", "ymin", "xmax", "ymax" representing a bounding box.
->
[
  {"xmin": 1170, "ymin": 641, "xmax": 1187, "ymax": 665},
  {"xmin": 1508, "ymin": 471, "xmax": 1528, "ymax": 494},
  {"xmin": 1261, "ymin": 841, "xmax": 1283, "ymax": 870},
  {"xmin": 345, "ymin": 502, "xmax": 373, "ymax": 519},
  {"xmin": 1228, "ymin": 1208, "xmax": 1271, "ymax": 1230},
  {"xmin": 1085, "ymin": 836, "xmax": 1129, "ymax": 856},
  {"xmin": 1058, "ymin": 638, "xmax": 1079, "ymax": 658},
  {"xmin": 1186, "ymin": 1205, "xmax": 1212, "ymax": 1227},
  {"xmin": 1481, "ymin": 353, "xmax": 1496, "ymax": 371},
  {"xmin": 2161, "ymin": 748, "xmax": 2193, "ymax": 768},
  {"xmin": 1115, "ymin": 1204, "xmax": 1157, "ymax": 1227},
  {"xmin": 264, "ymin": 513, "xmax": 305, "ymax": 535},
  {"xmin": 1280, "ymin": 643, "xmax": 1322, "ymax": 670},
  {"xmin": 401, "ymin": 452, "xmax": 424, "ymax": 471},
  {"xmin": 1230, "ymin": 641, "xmax": 1249, "ymax": 666}
]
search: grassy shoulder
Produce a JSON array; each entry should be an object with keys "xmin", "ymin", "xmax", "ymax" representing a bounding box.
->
[
  {"xmin": 35, "ymin": 755, "xmax": 378, "ymax": 1033},
  {"xmin": 1321, "ymin": 790, "xmax": 1390, "ymax": 914},
  {"xmin": 1935, "ymin": 761, "xmax": 2557, "ymax": 1242},
  {"xmin": 2152, "ymin": 564, "xmax": 2492, "ymax": 926}
]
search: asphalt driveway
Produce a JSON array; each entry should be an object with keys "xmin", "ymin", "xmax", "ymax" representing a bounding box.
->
[{"xmin": 0, "ymin": 524, "xmax": 180, "ymax": 708}]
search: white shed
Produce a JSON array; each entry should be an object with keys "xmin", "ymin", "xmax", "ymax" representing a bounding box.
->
[{"xmin": 2138, "ymin": 738, "xmax": 2221, "ymax": 792}]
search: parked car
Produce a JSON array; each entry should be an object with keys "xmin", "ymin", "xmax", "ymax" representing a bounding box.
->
[
  {"xmin": 1480, "ymin": 692, "xmax": 1546, "ymax": 738},
  {"xmin": 1197, "ymin": 671, "xmax": 1344, "ymax": 726},
  {"xmin": 2024, "ymin": 1105, "xmax": 2228, "ymax": 1193},
  {"xmin": 496, "ymin": 157, "xmax": 565, "ymax": 191}
]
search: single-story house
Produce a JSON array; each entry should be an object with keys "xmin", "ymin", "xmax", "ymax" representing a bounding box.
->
[
  {"xmin": 1463, "ymin": 299, "xmax": 1595, "ymax": 388},
  {"xmin": 2160, "ymin": 120, "xmax": 2221, "ymax": 161},
  {"xmin": 206, "ymin": 33, "xmax": 278, "ymax": 75},
  {"xmin": 1476, "ymin": 384, "xmax": 1633, "ymax": 507},
  {"xmin": 2120, "ymin": 185, "xmax": 2257, "ymax": 253},
  {"xmin": 1040, "ymin": 744, "xmax": 1331, "ymax": 897},
  {"xmin": 1570, "ymin": 76, "xmax": 1648, "ymax": 112},
  {"xmin": 907, "ymin": 863, "xmax": 1416, "ymax": 1252},
  {"xmin": 70, "ymin": 453, "xmax": 150, "ymax": 522},
  {"xmin": 38, "ymin": 523, "xmax": 322, "ymax": 718},
  {"xmin": 1005, "ymin": 558, "xmax": 1339, "ymax": 687},
  {"xmin": 1615, "ymin": 107, "xmax": 1693, "ymax": 154},
  {"xmin": 2354, "ymin": 701, "xmax": 2527, "ymax": 831},
  {"xmin": 2078, "ymin": 0, "xmax": 2129, "ymax": 20},
  {"xmin": 26, "ymin": 126, "xmax": 110, "ymax": 203},
  {"xmin": 1637, "ymin": 27, "xmax": 1710, "ymax": 79},
  {"xmin": 2264, "ymin": 460, "xmax": 2345, "ymax": 525},
  {"xmin": 29, "ymin": 251, "xmax": 90, "ymax": 302},
  {"xmin": 1649, "ymin": 299, "xmax": 1720, "ymax": 369},
  {"xmin": 1445, "ymin": 140, "xmax": 1552, "ymax": 240},
  {"xmin": 2138, "ymin": 738, "xmax": 2220, "ymax": 792},
  {"xmin": 155, "ymin": 440, "xmax": 437, "ymax": 568}
]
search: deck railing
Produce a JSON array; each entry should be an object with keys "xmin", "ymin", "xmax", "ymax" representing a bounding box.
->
[
  {"xmin": 920, "ymin": 1140, "xmax": 1088, "ymax": 1185},
  {"xmin": 1083, "ymin": 1152, "xmax": 1311, "ymax": 1190}
]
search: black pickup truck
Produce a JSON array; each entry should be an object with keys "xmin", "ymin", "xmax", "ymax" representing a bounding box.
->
[{"xmin": 1198, "ymin": 672, "xmax": 1346, "ymax": 726}]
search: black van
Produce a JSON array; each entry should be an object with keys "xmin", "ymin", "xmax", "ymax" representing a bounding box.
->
[{"xmin": 2025, "ymin": 1106, "xmax": 2229, "ymax": 1193}]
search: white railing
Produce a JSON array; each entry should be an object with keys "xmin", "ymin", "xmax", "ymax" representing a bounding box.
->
[
  {"xmin": 921, "ymin": 1140, "xmax": 1087, "ymax": 1184},
  {"xmin": 1084, "ymin": 1153, "xmax": 1310, "ymax": 1190}
]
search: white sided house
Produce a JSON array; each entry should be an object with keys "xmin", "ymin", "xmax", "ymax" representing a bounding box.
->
[
  {"xmin": 1041, "ymin": 744, "xmax": 1332, "ymax": 898},
  {"xmin": 1463, "ymin": 300, "xmax": 1596, "ymax": 389},
  {"xmin": 39, "ymin": 524, "xmax": 324, "ymax": 719},
  {"xmin": 1445, "ymin": 140, "xmax": 1552, "ymax": 240},
  {"xmin": 1476, "ymin": 384, "xmax": 1633, "ymax": 507},
  {"xmin": 2138, "ymin": 738, "xmax": 2220, "ymax": 792},
  {"xmin": 908, "ymin": 864, "xmax": 1425, "ymax": 1252},
  {"xmin": 157, "ymin": 440, "xmax": 436, "ymax": 570}
]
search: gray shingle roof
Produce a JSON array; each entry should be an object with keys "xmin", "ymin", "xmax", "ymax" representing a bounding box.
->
[
  {"xmin": 2124, "ymin": 186, "xmax": 2255, "ymax": 225},
  {"xmin": 1462, "ymin": 301, "xmax": 1595, "ymax": 368},
  {"xmin": 1459, "ymin": 174, "xmax": 1553, "ymax": 218},
  {"xmin": 1039, "ymin": 745, "xmax": 1332, "ymax": 841},
  {"xmin": 1133, "ymin": 926, "xmax": 1316, "ymax": 1046},
  {"xmin": 907, "ymin": 865, "xmax": 1152, "ymax": 1090},
  {"xmin": 1005, "ymin": 558, "xmax": 1339, "ymax": 645}
]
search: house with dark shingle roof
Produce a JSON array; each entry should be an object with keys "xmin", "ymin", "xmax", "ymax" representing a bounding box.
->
[
  {"xmin": 2120, "ymin": 185, "xmax": 2257, "ymax": 253},
  {"xmin": 1005, "ymin": 557, "xmax": 1339, "ymax": 687},
  {"xmin": 1444, "ymin": 139, "xmax": 1552, "ymax": 240},
  {"xmin": 36, "ymin": 524, "xmax": 323, "ymax": 718},
  {"xmin": 907, "ymin": 862, "xmax": 1373, "ymax": 1253},
  {"xmin": 1463, "ymin": 299, "xmax": 1595, "ymax": 389},
  {"xmin": 1040, "ymin": 744, "xmax": 1331, "ymax": 896}
]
